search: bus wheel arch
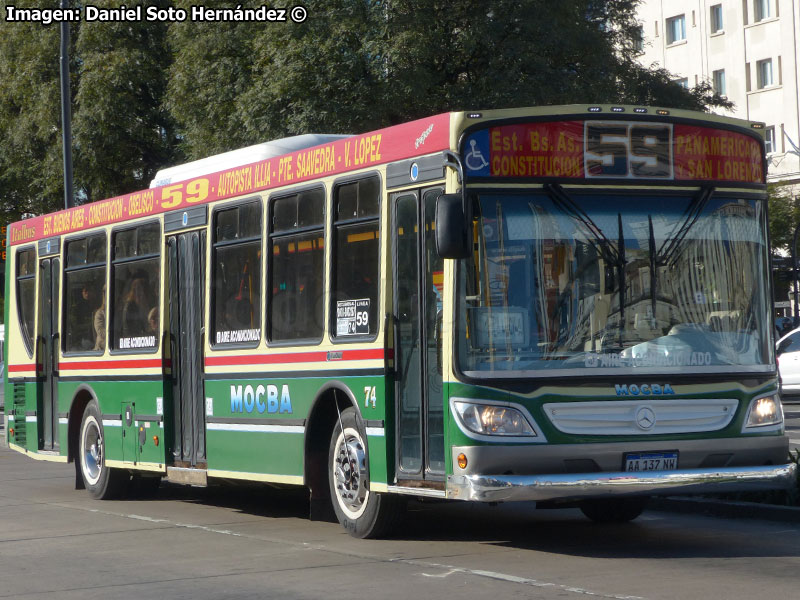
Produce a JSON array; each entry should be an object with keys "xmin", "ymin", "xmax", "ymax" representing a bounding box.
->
[{"xmin": 305, "ymin": 383, "xmax": 359, "ymax": 520}]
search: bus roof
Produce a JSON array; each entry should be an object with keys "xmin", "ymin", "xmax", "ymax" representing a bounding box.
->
[
  {"xmin": 7, "ymin": 112, "xmax": 453, "ymax": 247},
  {"xmin": 149, "ymin": 134, "xmax": 352, "ymax": 188}
]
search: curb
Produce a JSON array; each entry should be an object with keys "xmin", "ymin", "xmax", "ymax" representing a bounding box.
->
[{"xmin": 649, "ymin": 496, "xmax": 800, "ymax": 523}]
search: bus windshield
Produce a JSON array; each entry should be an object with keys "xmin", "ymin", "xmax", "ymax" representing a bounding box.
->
[{"xmin": 457, "ymin": 189, "xmax": 773, "ymax": 378}]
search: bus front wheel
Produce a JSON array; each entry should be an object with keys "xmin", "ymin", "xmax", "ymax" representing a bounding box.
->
[
  {"xmin": 79, "ymin": 401, "xmax": 127, "ymax": 499},
  {"xmin": 579, "ymin": 497, "xmax": 647, "ymax": 523},
  {"xmin": 328, "ymin": 407, "xmax": 400, "ymax": 538}
]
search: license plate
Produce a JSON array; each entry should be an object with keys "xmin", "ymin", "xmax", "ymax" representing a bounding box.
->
[{"xmin": 624, "ymin": 452, "xmax": 678, "ymax": 472}]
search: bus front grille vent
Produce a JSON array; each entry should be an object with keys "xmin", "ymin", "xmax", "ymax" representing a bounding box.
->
[{"xmin": 542, "ymin": 399, "xmax": 738, "ymax": 436}]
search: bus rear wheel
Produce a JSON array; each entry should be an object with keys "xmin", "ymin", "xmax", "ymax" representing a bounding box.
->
[
  {"xmin": 328, "ymin": 407, "xmax": 401, "ymax": 538},
  {"xmin": 79, "ymin": 401, "xmax": 127, "ymax": 499},
  {"xmin": 579, "ymin": 497, "xmax": 647, "ymax": 523}
]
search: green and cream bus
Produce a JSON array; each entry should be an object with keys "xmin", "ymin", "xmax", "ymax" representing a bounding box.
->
[{"xmin": 4, "ymin": 106, "xmax": 794, "ymax": 537}]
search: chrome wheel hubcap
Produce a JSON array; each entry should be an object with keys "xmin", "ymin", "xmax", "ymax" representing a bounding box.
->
[
  {"xmin": 83, "ymin": 421, "xmax": 103, "ymax": 482},
  {"xmin": 334, "ymin": 433, "xmax": 367, "ymax": 513}
]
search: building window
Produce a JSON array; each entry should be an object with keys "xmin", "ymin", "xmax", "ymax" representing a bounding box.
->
[
  {"xmin": 713, "ymin": 69, "xmax": 726, "ymax": 95},
  {"xmin": 111, "ymin": 223, "xmax": 160, "ymax": 352},
  {"xmin": 666, "ymin": 15, "xmax": 686, "ymax": 44},
  {"xmin": 710, "ymin": 4, "xmax": 723, "ymax": 32},
  {"xmin": 15, "ymin": 247, "xmax": 36, "ymax": 356},
  {"xmin": 675, "ymin": 77, "xmax": 689, "ymax": 89},
  {"xmin": 212, "ymin": 200, "xmax": 262, "ymax": 347},
  {"xmin": 755, "ymin": 0, "xmax": 772, "ymax": 21},
  {"xmin": 268, "ymin": 187, "xmax": 325, "ymax": 342},
  {"xmin": 633, "ymin": 26, "xmax": 644, "ymax": 52},
  {"xmin": 331, "ymin": 176, "xmax": 381, "ymax": 340},
  {"xmin": 64, "ymin": 234, "xmax": 107, "ymax": 353},
  {"xmin": 757, "ymin": 58, "xmax": 773, "ymax": 88},
  {"xmin": 765, "ymin": 126, "xmax": 776, "ymax": 154}
]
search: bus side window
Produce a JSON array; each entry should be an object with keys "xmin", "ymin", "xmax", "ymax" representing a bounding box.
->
[
  {"xmin": 110, "ymin": 222, "xmax": 161, "ymax": 352},
  {"xmin": 63, "ymin": 234, "xmax": 107, "ymax": 353},
  {"xmin": 211, "ymin": 200, "xmax": 262, "ymax": 346},
  {"xmin": 331, "ymin": 176, "xmax": 380, "ymax": 340},
  {"xmin": 15, "ymin": 248, "xmax": 37, "ymax": 356},
  {"xmin": 268, "ymin": 188, "xmax": 325, "ymax": 342}
]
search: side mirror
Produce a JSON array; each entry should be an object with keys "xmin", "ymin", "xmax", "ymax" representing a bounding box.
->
[{"xmin": 435, "ymin": 193, "xmax": 471, "ymax": 259}]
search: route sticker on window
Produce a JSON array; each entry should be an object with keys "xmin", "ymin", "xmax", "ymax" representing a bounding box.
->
[{"xmin": 337, "ymin": 299, "xmax": 370, "ymax": 336}]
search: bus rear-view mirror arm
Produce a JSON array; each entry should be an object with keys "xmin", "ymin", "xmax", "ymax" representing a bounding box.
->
[{"xmin": 436, "ymin": 151, "xmax": 471, "ymax": 260}]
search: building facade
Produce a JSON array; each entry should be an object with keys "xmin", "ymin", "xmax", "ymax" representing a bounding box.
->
[{"xmin": 635, "ymin": 0, "xmax": 800, "ymax": 188}]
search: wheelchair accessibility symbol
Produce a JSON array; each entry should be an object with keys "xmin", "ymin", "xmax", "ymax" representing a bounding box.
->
[{"xmin": 466, "ymin": 140, "xmax": 488, "ymax": 170}]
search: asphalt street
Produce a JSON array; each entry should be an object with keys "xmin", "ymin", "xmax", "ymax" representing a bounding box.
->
[{"xmin": 2, "ymin": 443, "xmax": 800, "ymax": 600}]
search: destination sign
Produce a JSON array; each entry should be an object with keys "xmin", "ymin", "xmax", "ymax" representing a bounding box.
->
[
  {"xmin": 463, "ymin": 120, "xmax": 764, "ymax": 185},
  {"xmin": 9, "ymin": 113, "xmax": 451, "ymax": 246}
]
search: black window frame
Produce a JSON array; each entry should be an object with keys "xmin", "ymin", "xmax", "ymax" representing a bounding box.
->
[
  {"xmin": 330, "ymin": 172, "xmax": 382, "ymax": 345},
  {"xmin": 210, "ymin": 197, "xmax": 264, "ymax": 350},
  {"xmin": 15, "ymin": 246, "xmax": 37, "ymax": 358},
  {"xmin": 266, "ymin": 184, "xmax": 326, "ymax": 346},
  {"xmin": 61, "ymin": 232, "xmax": 108, "ymax": 356},
  {"xmin": 109, "ymin": 220, "xmax": 162, "ymax": 355}
]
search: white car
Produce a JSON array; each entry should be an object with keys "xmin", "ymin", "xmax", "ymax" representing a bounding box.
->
[{"xmin": 777, "ymin": 327, "xmax": 800, "ymax": 396}]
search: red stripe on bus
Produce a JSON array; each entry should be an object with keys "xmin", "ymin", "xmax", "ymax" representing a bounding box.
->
[
  {"xmin": 205, "ymin": 348, "xmax": 387, "ymax": 367},
  {"xmin": 8, "ymin": 364, "xmax": 37, "ymax": 373},
  {"xmin": 58, "ymin": 359, "xmax": 166, "ymax": 371}
]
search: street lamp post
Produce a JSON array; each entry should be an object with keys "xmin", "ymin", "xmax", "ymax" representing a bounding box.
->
[
  {"xmin": 59, "ymin": 0, "xmax": 73, "ymax": 210},
  {"xmin": 793, "ymin": 223, "xmax": 800, "ymax": 326}
]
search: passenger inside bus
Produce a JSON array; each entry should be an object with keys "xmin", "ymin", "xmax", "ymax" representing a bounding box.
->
[{"xmin": 120, "ymin": 274, "xmax": 151, "ymax": 338}]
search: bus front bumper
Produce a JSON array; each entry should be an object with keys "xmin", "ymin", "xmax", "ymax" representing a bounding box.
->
[{"xmin": 447, "ymin": 463, "xmax": 797, "ymax": 503}]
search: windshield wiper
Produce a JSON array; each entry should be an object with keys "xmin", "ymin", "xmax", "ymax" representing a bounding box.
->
[
  {"xmin": 543, "ymin": 183, "xmax": 622, "ymax": 267},
  {"xmin": 657, "ymin": 186, "xmax": 715, "ymax": 265},
  {"xmin": 544, "ymin": 183, "xmax": 628, "ymax": 342}
]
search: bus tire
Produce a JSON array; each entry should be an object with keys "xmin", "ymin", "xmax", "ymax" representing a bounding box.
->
[
  {"xmin": 579, "ymin": 497, "xmax": 647, "ymax": 523},
  {"xmin": 328, "ymin": 407, "xmax": 401, "ymax": 538},
  {"xmin": 79, "ymin": 401, "xmax": 127, "ymax": 499}
]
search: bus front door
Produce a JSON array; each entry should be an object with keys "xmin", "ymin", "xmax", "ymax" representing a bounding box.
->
[
  {"xmin": 167, "ymin": 231, "xmax": 207, "ymax": 469},
  {"xmin": 37, "ymin": 257, "xmax": 60, "ymax": 452},
  {"xmin": 392, "ymin": 187, "xmax": 445, "ymax": 483}
]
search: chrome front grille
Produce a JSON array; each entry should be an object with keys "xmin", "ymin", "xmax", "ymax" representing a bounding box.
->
[{"xmin": 542, "ymin": 399, "xmax": 738, "ymax": 435}]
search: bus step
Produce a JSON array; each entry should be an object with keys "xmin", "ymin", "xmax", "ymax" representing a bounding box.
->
[{"xmin": 166, "ymin": 467, "xmax": 208, "ymax": 486}]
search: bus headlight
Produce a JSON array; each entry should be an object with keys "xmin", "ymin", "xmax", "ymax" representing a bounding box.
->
[
  {"xmin": 743, "ymin": 394, "xmax": 783, "ymax": 430},
  {"xmin": 453, "ymin": 401, "xmax": 536, "ymax": 436}
]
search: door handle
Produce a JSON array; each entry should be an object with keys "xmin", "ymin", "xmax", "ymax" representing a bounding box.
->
[{"xmin": 51, "ymin": 332, "xmax": 60, "ymax": 374}]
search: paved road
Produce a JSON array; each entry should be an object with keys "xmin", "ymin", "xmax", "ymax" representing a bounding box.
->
[{"xmin": 1, "ymin": 445, "xmax": 800, "ymax": 599}]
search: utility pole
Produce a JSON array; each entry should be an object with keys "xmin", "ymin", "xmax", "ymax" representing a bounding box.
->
[
  {"xmin": 793, "ymin": 223, "xmax": 800, "ymax": 325},
  {"xmin": 59, "ymin": 0, "xmax": 74, "ymax": 210}
]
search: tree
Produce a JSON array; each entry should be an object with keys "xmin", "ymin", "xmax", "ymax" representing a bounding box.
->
[
  {"xmin": 768, "ymin": 182, "xmax": 800, "ymax": 254},
  {"xmin": 0, "ymin": 0, "xmax": 737, "ymax": 218},
  {"xmin": 166, "ymin": 0, "xmax": 732, "ymax": 158},
  {"xmin": 0, "ymin": 0, "xmax": 181, "ymax": 220},
  {"xmin": 0, "ymin": 0, "xmax": 68, "ymax": 222},
  {"xmin": 74, "ymin": 0, "xmax": 182, "ymax": 202}
]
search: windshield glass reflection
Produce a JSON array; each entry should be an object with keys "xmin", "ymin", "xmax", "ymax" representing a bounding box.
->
[{"xmin": 457, "ymin": 190, "xmax": 772, "ymax": 377}]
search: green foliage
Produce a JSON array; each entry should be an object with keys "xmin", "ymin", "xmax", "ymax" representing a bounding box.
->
[
  {"xmin": 1, "ymin": 0, "xmax": 737, "ymax": 215},
  {"xmin": 0, "ymin": 0, "xmax": 66, "ymax": 222},
  {"xmin": 167, "ymin": 0, "xmax": 733, "ymax": 158},
  {"xmin": 768, "ymin": 183, "xmax": 800, "ymax": 253},
  {"xmin": 74, "ymin": 0, "xmax": 181, "ymax": 201}
]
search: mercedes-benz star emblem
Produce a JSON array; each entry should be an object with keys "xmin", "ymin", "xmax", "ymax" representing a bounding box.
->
[{"xmin": 635, "ymin": 406, "xmax": 656, "ymax": 431}]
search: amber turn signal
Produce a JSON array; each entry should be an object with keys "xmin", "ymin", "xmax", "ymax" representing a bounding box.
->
[
  {"xmin": 153, "ymin": 436, "xmax": 159, "ymax": 446},
  {"xmin": 457, "ymin": 453, "xmax": 468, "ymax": 469}
]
